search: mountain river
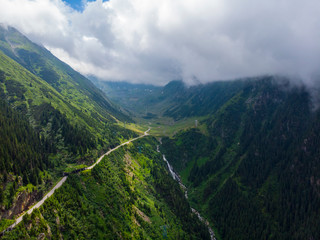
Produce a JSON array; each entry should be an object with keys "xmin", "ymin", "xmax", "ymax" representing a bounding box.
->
[{"xmin": 157, "ymin": 145, "xmax": 216, "ymax": 240}]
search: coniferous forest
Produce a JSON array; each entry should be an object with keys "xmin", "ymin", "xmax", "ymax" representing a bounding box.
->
[
  {"xmin": 1, "ymin": 5, "xmax": 320, "ymax": 239},
  {"xmin": 0, "ymin": 25, "xmax": 210, "ymax": 239},
  {"xmin": 0, "ymin": 96, "xmax": 49, "ymax": 206},
  {"xmin": 2, "ymin": 138, "xmax": 210, "ymax": 240},
  {"xmin": 160, "ymin": 79, "xmax": 320, "ymax": 239}
]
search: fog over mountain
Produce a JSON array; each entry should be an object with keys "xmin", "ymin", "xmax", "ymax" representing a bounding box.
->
[{"xmin": 1, "ymin": 0, "xmax": 320, "ymax": 86}]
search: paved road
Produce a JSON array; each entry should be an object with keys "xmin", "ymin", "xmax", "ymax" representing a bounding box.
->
[
  {"xmin": 86, "ymin": 128, "xmax": 150, "ymax": 170},
  {"xmin": 8, "ymin": 176, "xmax": 68, "ymax": 230},
  {"xmin": 2, "ymin": 128, "xmax": 150, "ymax": 234}
]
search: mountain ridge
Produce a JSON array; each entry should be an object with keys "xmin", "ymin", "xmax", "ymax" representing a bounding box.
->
[
  {"xmin": 92, "ymin": 75, "xmax": 320, "ymax": 239},
  {"xmin": 0, "ymin": 25, "xmax": 130, "ymax": 123},
  {"xmin": 0, "ymin": 25, "xmax": 211, "ymax": 240},
  {"xmin": 160, "ymin": 78, "xmax": 320, "ymax": 239},
  {"xmin": 0, "ymin": 25, "xmax": 138, "ymax": 226}
]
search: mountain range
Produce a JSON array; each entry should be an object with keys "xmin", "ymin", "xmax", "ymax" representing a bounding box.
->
[
  {"xmin": 1, "ymin": 24, "xmax": 320, "ymax": 240},
  {"xmin": 98, "ymin": 77, "xmax": 320, "ymax": 239},
  {"xmin": 0, "ymin": 26, "xmax": 211, "ymax": 239}
]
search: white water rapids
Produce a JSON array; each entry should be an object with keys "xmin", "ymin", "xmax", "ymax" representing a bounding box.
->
[{"xmin": 157, "ymin": 145, "xmax": 216, "ymax": 240}]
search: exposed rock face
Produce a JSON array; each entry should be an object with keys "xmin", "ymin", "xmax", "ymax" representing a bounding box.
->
[{"xmin": 0, "ymin": 190, "xmax": 41, "ymax": 219}]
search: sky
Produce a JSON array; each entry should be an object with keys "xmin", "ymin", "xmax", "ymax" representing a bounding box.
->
[
  {"xmin": 0, "ymin": 0, "xmax": 320, "ymax": 86},
  {"xmin": 62, "ymin": 0, "xmax": 105, "ymax": 11}
]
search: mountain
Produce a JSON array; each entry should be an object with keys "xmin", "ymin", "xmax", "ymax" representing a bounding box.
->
[
  {"xmin": 2, "ymin": 24, "xmax": 320, "ymax": 239},
  {"xmin": 0, "ymin": 25, "xmax": 210, "ymax": 239},
  {"xmin": 90, "ymin": 78, "xmax": 162, "ymax": 117},
  {"xmin": 92, "ymin": 73, "xmax": 320, "ymax": 239},
  {"xmin": 160, "ymin": 77, "xmax": 320, "ymax": 239},
  {"xmin": 0, "ymin": 25, "xmax": 137, "ymax": 226},
  {"xmin": 0, "ymin": 25, "xmax": 136, "ymax": 157},
  {"xmin": 0, "ymin": 25, "xmax": 130, "ymax": 123},
  {"xmin": 92, "ymin": 79, "xmax": 247, "ymax": 120}
]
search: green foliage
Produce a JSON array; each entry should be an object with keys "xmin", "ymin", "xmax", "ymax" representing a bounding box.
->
[
  {"xmin": 3, "ymin": 137, "xmax": 210, "ymax": 239},
  {"xmin": 0, "ymin": 97, "xmax": 51, "ymax": 208},
  {"xmin": 33, "ymin": 102, "xmax": 96, "ymax": 155},
  {"xmin": 0, "ymin": 219, "xmax": 14, "ymax": 232},
  {"xmin": 0, "ymin": 25, "xmax": 138, "ymax": 225},
  {"xmin": 162, "ymin": 78, "xmax": 320, "ymax": 239}
]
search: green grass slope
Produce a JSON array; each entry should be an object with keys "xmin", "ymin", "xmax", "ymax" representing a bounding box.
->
[
  {"xmin": 0, "ymin": 25, "xmax": 130, "ymax": 123},
  {"xmin": 0, "ymin": 50, "xmax": 136, "ymax": 155}
]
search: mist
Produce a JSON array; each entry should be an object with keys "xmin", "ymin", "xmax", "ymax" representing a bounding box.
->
[{"xmin": 0, "ymin": 0, "xmax": 320, "ymax": 86}]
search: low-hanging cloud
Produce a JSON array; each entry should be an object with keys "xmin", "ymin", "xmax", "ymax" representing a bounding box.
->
[{"xmin": 0, "ymin": 0, "xmax": 320, "ymax": 86}]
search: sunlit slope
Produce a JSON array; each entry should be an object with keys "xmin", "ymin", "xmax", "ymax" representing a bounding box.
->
[
  {"xmin": 0, "ymin": 50, "xmax": 101, "ymax": 138},
  {"xmin": 0, "ymin": 26, "xmax": 137, "ymax": 227},
  {"xmin": 0, "ymin": 25, "xmax": 130, "ymax": 123}
]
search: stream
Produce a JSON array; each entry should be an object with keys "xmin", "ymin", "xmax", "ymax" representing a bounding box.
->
[{"xmin": 157, "ymin": 145, "xmax": 216, "ymax": 240}]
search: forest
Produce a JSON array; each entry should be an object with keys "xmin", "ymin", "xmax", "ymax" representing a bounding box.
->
[
  {"xmin": 0, "ymin": 94, "xmax": 50, "ymax": 207},
  {"xmin": 2, "ymin": 138, "xmax": 210, "ymax": 239},
  {"xmin": 0, "ymin": 25, "xmax": 139, "ymax": 233},
  {"xmin": 161, "ymin": 78, "xmax": 320, "ymax": 239},
  {"xmin": 1, "ymin": 23, "xmax": 320, "ymax": 240}
]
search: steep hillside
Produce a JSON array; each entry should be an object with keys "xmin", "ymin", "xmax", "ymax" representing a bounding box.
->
[
  {"xmin": 0, "ymin": 97, "xmax": 53, "ymax": 227},
  {"xmin": 0, "ymin": 25, "xmax": 129, "ymax": 123},
  {"xmin": 0, "ymin": 50, "xmax": 135, "ymax": 163},
  {"xmin": 0, "ymin": 26, "xmax": 137, "ymax": 161},
  {"xmin": 0, "ymin": 26, "xmax": 137, "ymax": 227},
  {"xmin": 161, "ymin": 78, "xmax": 320, "ymax": 239},
  {"xmin": 2, "ymin": 138, "xmax": 210, "ymax": 240}
]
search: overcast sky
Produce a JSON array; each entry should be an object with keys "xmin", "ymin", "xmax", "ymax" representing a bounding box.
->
[{"xmin": 0, "ymin": 0, "xmax": 320, "ymax": 86}]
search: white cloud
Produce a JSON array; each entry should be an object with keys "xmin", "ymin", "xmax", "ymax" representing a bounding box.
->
[{"xmin": 1, "ymin": 0, "xmax": 320, "ymax": 85}]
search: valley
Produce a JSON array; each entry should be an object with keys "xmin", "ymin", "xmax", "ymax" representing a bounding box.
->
[
  {"xmin": 98, "ymin": 77, "xmax": 320, "ymax": 240},
  {"xmin": 0, "ymin": 23, "xmax": 320, "ymax": 240},
  {"xmin": 0, "ymin": 26, "xmax": 211, "ymax": 239}
]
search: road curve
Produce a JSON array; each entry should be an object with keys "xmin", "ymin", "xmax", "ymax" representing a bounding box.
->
[
  {"xmin": 2, "ymin": 128, "xmax": 150, "ymax": 235},
  {"xmin": 86, "ymin": 128, "xmax": 150, "ymax": 170}
]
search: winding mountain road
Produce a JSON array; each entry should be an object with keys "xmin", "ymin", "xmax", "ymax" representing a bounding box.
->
[
  {"xmin": 2, "ymin": 128, "xmax": 150, "ymax": 235},
  {"xmin": 86, "ymin": 128, "xmax": 150, "ymax": 170}
]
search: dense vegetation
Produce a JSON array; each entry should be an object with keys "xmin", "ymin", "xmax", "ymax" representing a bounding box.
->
[
  {"xmin": 0, "ymin": 96, "xmax": 51, "ymax": 209},
  {"xmin": 161, "ymin": 78, "xmax": 320, "ymax": 239},
  {"xmin": 2, "ymin": 23, "xmax": 320, "ymax": 240},
  {"xmin": 3, "ymin": 138, "xmax": 210, "ymax": 239},
  {"xmin": 0, "ymin": 25, "xmax": 138, "ymax": 164},
  {"xmin": 0, "ymin": 25, "xmax": 138, "ymax": 229}
]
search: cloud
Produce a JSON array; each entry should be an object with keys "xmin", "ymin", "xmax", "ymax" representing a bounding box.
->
[{"xmin": 1, "ymin": 0, "xmax": 320, "ymax": 85}]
